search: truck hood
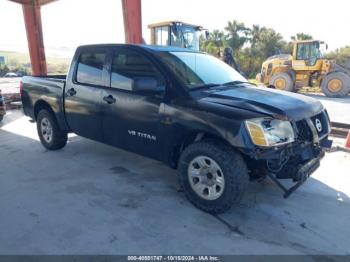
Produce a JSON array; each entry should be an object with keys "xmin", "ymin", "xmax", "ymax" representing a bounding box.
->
[{"xmin": 201, "ymin": 85, "xmax": 323, "ymax": 121}]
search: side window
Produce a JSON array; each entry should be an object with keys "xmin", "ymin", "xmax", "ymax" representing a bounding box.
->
[
  {"xmin": 296, "ymin": 44, "xmax": 309, "ymax": 60},
  {"xmin": 76, "ymin": 51, "xmax": 106, "ymax": 86},
  {"xmin": 155, "ymin": 26, "xmax": 169, "ymax": 46},
  {"xmin": 110, "ymin": 49, "xmax": 165, "ymax": 91}
]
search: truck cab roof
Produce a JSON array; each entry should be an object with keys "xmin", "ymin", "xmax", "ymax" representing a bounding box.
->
[{"xmin": 76, "ymin": 44, "xmax": 198, "ymax": 53}]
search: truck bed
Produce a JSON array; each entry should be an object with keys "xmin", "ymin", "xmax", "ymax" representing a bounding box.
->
[{"xmin": 21, "ymin": 75, "xmax": 68, "ymax": 131}]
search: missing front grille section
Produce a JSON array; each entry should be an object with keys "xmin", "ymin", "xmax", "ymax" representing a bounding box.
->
[{"xmin": 296, "ymin": 120, "xmax": 313, "ymax": 142}]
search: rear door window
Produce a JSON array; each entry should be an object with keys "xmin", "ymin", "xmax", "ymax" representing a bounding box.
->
[{"xmin": 76, "ymin": 51, "xmax": 106, "ymax": 86}]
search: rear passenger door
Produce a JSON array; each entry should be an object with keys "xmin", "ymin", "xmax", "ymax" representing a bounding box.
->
[
  {"xmin": 101, "ymin": 47, "xmax": 166, "ymax": 160},
  {"xmin": 64, "ymin": 48, "xmax": 108, "ymax": 142}
]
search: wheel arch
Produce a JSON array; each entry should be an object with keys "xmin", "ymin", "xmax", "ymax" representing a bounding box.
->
[
  {"xmin": 271, "ymin": 66, "xmax": 290, "ymax": 76},
  {"xmin": 169, "ymin": 130, "xmax": 231, "ymax": 169},
  {"xmin": 34, "ymin": 100, "xmax": 55, "ymax": 121}
]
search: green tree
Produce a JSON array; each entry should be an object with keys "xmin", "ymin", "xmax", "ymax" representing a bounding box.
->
[
  {"xmin": 210, "ymin": 30, "xmax": 225, "ymax": 48},
  {"xmin": 291, "ymin": 33, "xmax": 313, "ymax": 41},
  {"xmin": 201, "ymin": 23, "xmax": 319, "ymax": 78},
  {"xmin": 325, "ymin": 46, "xmax": 350, "ymax": 68},
  {"xmin": 256, "ymin": 28, "xmax": 285, "ymax": 58},
  {"xmin": 237, "ymin": 47, "xmax": 265, "ymax": 78},
  {"xmin": 249, "ymin": 24, "xmax": 266, "ymax": 48},
  {"xmin": 224, "ymin": 20, "xmax": 250, "ymax": 52},
  {"xmin": 200, "ymin": 29, "xmax": 226, "ymax": 55}
]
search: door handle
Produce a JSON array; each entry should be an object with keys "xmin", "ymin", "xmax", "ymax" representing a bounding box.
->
[
  {"xmin": 66, "ymin": 88, "xmax": 76, "ymax": 96},
  {"xmin": 103, "ymin": 95, "xmax": 116, "ymax": 104}
]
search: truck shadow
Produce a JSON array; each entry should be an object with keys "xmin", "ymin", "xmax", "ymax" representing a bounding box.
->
[{"xmin": 0, "ymin": 127, "xmax": 349, "ymax": 254}]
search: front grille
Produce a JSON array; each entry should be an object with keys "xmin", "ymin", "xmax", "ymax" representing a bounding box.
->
[
  {"xmin": 296, "ymin": 120, "xmax": 313, "ymax": 142},
  {"xmin": 311, "ymin": 111, "xmax": 329, "ymax": 138},
  {"xmin": 295, "ymin": 111, "xmax": 329, "ymax": 142}
]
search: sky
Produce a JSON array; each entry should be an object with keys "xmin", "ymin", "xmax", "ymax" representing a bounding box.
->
[{"xmin": 0, "ymin": 0, "xmax": 350, "ymax": 58}]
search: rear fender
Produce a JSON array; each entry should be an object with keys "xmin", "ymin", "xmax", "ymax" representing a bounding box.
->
[{"xmin": 34, "ymin": 100, "xmax": 69, "ymax": 132}]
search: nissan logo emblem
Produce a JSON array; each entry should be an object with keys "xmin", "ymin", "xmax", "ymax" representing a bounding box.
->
[{"xmin": 315, "ymin": 118, "xmax": 322, "ymax": 132}]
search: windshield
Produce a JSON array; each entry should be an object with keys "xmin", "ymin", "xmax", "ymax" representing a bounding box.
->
[
  {"xmin": 157, "ymin": 51, "xmax": 247, "ymax": 89},
  {"xmin": 297, "ymin": 42, "xmax": 325, "ymax": 65},
  {"xmin": 171, "ymin": 26, "xmax": 200, "ymax": 51}
]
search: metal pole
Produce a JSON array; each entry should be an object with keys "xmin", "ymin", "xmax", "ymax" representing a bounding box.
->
[
  {"xmin": 22, "ymin": 2, "xmax": 47, "ymax": 75},
  {"xmin": 121, "ymin": 0, "xmax": 143, "ymax": 44}
]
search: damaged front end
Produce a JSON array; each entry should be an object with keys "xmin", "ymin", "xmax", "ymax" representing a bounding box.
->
[{"xmin": 244, "ymin": 110, "xmax": 332, "ymax": 198}]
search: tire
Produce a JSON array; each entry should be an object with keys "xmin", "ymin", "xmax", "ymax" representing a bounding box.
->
[
  {"xmin": 178, "ymin": 140, "xmax": 249, "ymax": 214},
  {"xmin": 269, "ymin": 72, "xmax": 295, "ymax": 92},
  {"xmin": 37, "ymin": 109, "xmax": 67, "ymax": 150},
  {"xmin": 0, "ymin": 115, "xmax": 3, "ymax": 122},
  {"xmin": 288, "ymin": 70, "xmax": 296, "ymax": 82},
  {"xmin": 321, "ymin": 72, "xmax": 350, "ymax": 98}
]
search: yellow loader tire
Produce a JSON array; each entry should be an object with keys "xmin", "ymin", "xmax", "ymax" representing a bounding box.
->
[
  {"xmin": 321, "ymin": 72, "xmax": 350, "ymax": 98},
  {"xmin": 269, "ymin": 72, "xmax": 295, "ymax": 92}
]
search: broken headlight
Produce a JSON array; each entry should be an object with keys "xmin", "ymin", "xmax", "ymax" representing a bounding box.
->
[{"xmin": 245, "ymin": 118, "xmax": 295, "ymax": 147}]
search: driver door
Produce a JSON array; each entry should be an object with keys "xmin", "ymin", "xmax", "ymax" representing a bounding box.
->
[{"xmin": 101, "ymin": 47, "xmax": 167, "ymax": 160}]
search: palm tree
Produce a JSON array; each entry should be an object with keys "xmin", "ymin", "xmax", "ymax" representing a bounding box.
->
[
  {"xmin": 210, "ymin": 30, "xmax": 225, "ymax": 48},
  {"xmin": 224, "ymin": 20, "xmax": 250, "ymax": 51},
  {"xmin": 250, "ymin": 24, "xmax": 266, "ymax": 48},
  {"xmin": 291, "ymin": 33, "xmax": 313, "ymax": 41}
]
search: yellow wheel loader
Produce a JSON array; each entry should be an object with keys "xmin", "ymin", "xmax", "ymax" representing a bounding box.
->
[
  {"xmin": 148, "ymin": 21, "xmax": 206, "ymax": 51},
  {"xmin": 257, "ymin": 40, "xmax": 350, "ymax": 97}
]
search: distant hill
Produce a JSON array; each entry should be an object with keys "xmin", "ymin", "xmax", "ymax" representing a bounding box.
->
[{"xmin": 0, "ymin": 51, "xmax": 71, "ymax": 75}]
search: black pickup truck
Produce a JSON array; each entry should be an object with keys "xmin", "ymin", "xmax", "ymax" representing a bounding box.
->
[{"xmin": 21, "ymin": 44, "xmax": 332, "ymax": 214}]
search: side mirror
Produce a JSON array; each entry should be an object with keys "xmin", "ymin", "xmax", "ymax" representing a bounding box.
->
[{"xmin": 133, "ymin": 77, "xmax": 163, "ymax": 94}]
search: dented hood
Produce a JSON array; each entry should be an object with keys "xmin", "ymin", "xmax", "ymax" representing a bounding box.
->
[{"xmin": 201, "ymin": 85, "xmax": 324, "ymax": 121}]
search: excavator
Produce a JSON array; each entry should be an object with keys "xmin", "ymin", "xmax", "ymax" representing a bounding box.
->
[{"xmin": 257, "ymin": 40, "xmax": 350, "ymax": 97}]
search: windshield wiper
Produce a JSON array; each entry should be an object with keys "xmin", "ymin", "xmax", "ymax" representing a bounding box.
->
[
  {"xmin": 190, "ymin": 81, "xmax": 250, "ymax": 91},
  {"xmin": 222, "ymin": 80, "xmax": 250, "ymax": 86},
  {"xmin": 190, "ymin": 83, "xmax": 221, "ymax": 90}
]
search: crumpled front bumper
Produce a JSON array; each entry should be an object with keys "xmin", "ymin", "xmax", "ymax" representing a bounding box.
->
[{"xmin": 267, "ymin": 149, "xmax": 325, "ymax": 198}]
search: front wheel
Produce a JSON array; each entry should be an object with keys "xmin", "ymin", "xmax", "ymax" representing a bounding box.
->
[
  {"xmin": 321, "ymin": 72, "xmax": 350, "ymax": 98},
  {"xmin": 178, "ymin": 140, "xmax": 248, "ymax": 214},
  {"xmin": 37, "ymin": 109, "xmax": 67, "ymax": 150},
  {"xmin": 269, "ymin": 72, "xmax": 295, "ymax": 92}
]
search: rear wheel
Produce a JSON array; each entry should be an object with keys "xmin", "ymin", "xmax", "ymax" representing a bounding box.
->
[
  {"xmin": 321, "ymin": 72, "xmax": 350, "ymax": 98},
  {"xmin": 178, "ymin": 140, "xmax": 248, "ymax": 214},
  {"xmin": 269, "ymin": 72, "xmax": 295, "ymax": 92},
  {"xmin": 37, "ymin": 109, "xmax": 67, "ymax": 150}
]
